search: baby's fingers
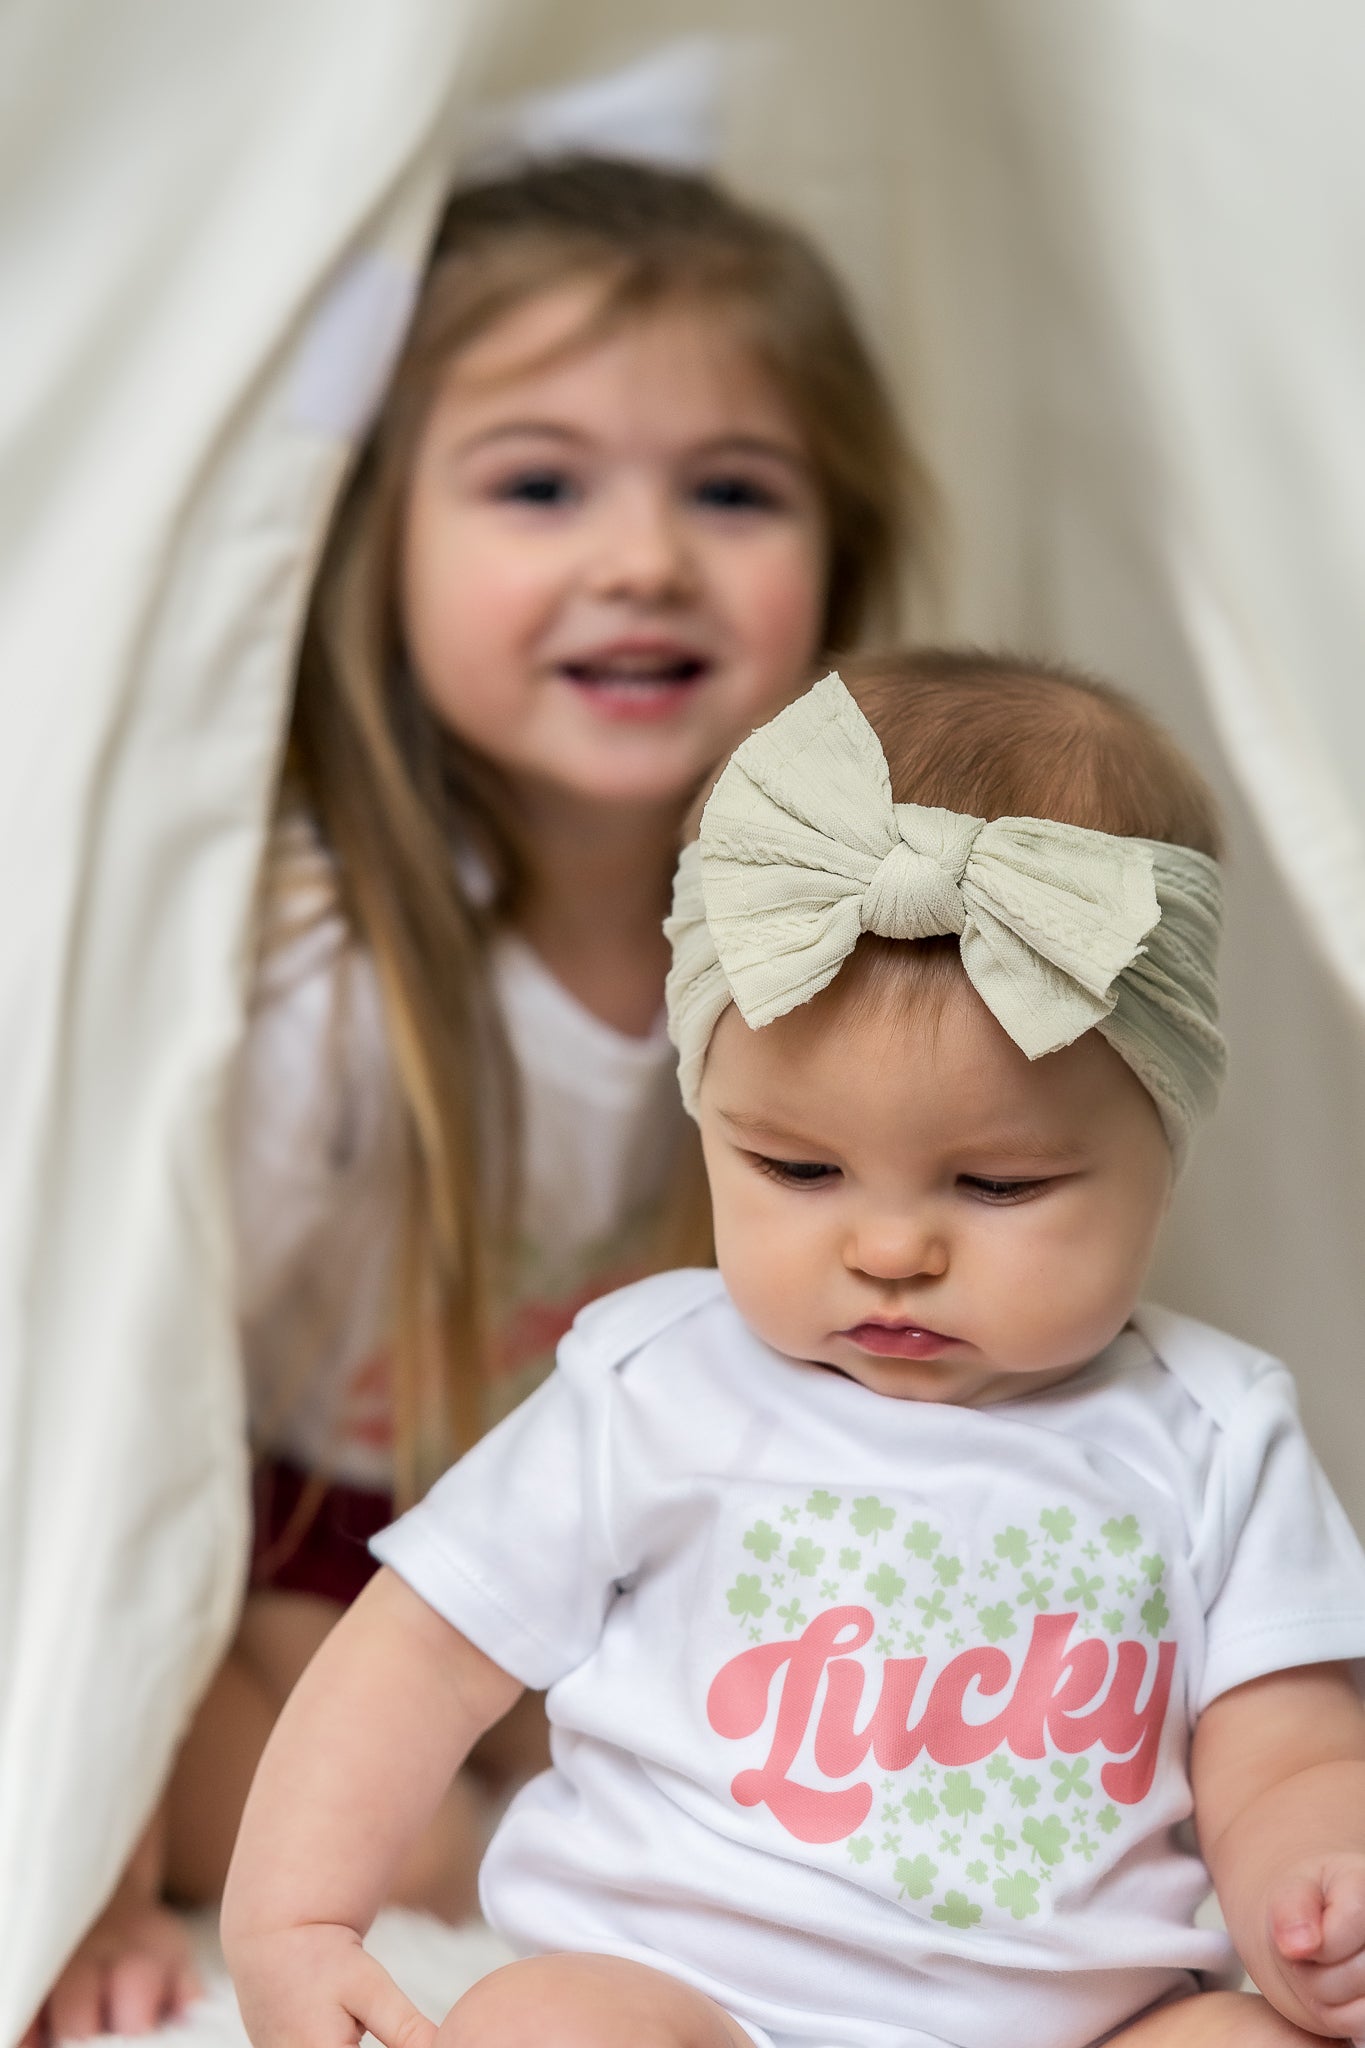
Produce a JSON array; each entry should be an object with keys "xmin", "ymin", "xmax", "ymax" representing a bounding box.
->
[
  {"xmin": 1319, "ymin": 1861, "xmax": 1365, "ymax": 1966},
  {"xmin": 1271, "ymin": 1871, "xmax": 1327, "ymax": 1962},
  {"xmin": 341, "ymin": 1951, "xmax": 437, "ymax": 2048}
]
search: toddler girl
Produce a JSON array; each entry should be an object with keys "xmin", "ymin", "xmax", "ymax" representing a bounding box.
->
[
  {"xmin": 33, "ymin": 160, "xmax": 914, "ymax": 2041},
  {"xmin": 225, "ymin": 653, "xmax": 1365, "ymax": 2048}
]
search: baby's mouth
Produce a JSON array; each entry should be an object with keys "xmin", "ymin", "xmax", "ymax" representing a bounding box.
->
[{"xmin": 842, "ymin": 1322, "xmax": 961, "ymax": 1361}]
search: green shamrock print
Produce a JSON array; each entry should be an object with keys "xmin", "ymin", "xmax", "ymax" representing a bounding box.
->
[
  {"xmin": 807, "ymin": 1490, "xmax": 840, "ymax": 1520},
  {"xmin": 1041, "ymin": 1550, "xmax": 1060, "ymax": 1570},
  {"xmin": 902, "ymin": 1788, "xmax": 938, "ymax": 1825},
  {"xmin": 787, "ymin": 1537, "xmax": 825, "ymax": 1577},
  {"xmin": 1141, "ymin": 1587, "xmax": 1171, "ymax": 1636},
  {"xmin": 1116, "ymin": 1574, "xmax": 1137, "ymax": 1598},
  {"xmin": 932, "ymin": 1891, "xmax": 983, "ymax": 1929},
  {"xmin": 903, "ymin": 1520, "xmax": 941, "ymax": 1559},
  {"xmin": 848, "ymin": 1836, "xmax": 873, "ymax": 1864},
  {"xmin": 1140, "ymin": 1553, "xmax": 1165, "ymax": 1585},
  {"xmin": 1010, "ymin": 1774, "xmax": 1041, "ymax": 1809},
  {"xmin": 914, "ymin": 1589, "xmax": 950, "ymax": 1629},
  {"xmin": 743, "ymin": 1521, "xmax": 781, "ymax": 1563},
  {"xmin": 986, "ymin": 1756, "xmax": 1014, "ymax": 1784},
  {"xmin": 1064, "ymin": 1568, "xmax": 1103, "ymax": 1612},
  {"xmin": 932, "ymin": 1554, "xmax": 964, "ymax": 1587},
  {"xmin": 851, "ymin": 1496, "xmax": 895, "ymax": 1541},
  {"xmin": 1039, "ymin": 1506, "xmax": 1076, "ymax": 1543},
  {"xmin": 946, "ymin": 1627, "xmax": 964, "ymax": 1648},
  {"xmin": 881, "ymin": 1832, "xmax": 901, "ymax": 1854},
  {"xmin": 994, "ymin": 1870, "xmax": 1042, "ymax": 1920},
  {"xmin": 780, "ymin": 1506, "xmax": 800, "ymax": 1524},
  {"xmin": 994, "ymin": 1526, "xmax": 1030, "ymax": 1566},
  {"xmin": 965, "ymin": 1859, "xmax": 989, "ymax": 1884},
  {"xmin": 894, "ymin": 1853, "xmax": 938, "ymax": 1900},
  {"xmin": 1074, "ymin": 1831, "xmax": 1098, "ymax": 1862},
  {"xmin": 776, "ymin": 1599, "xmax": 808, "ymax": 1634},
  {"xmin": 1051, "ymin": 1758, "xmax": 1092, "ymax": 1802},
  {"xmin": 978, "ymin": 1559, "xmax": 999, "ymax": 1581},
  {"xmin": 938, "ymin": 1829, "xmax": 963, "ymax": 1856},
  {"xmin": 820, "ymin": 1579, "xmax": 839, "ymax": 1600},
  {"xmin": 875, "ymin": 1634, "xmax": 893, "ymax": 1656},
  {"xmin": 727, "ymin": 1575, "xmax": 770, "ymax": 1620},
  {"xmin": 942, "ymin": 1771, "xmax": 984, "ymax": 1820},
  {"xmin": 1101, "ymin": 1514, "xmax": 1141, "ymax": 1556},
  {"xmin": 1102, "ymin": 1608, "xmax": 1125, "ymax": 1634},
  {"xmin": 866, "ymin": 1564, "xmax": 907, "ymax": 1607},
  {"xmin": 979, "ymin": 1601, "xmax": 1016, "ymax": 1644},
  {"xmin": 1021, "ymin": 1814, "xmax": 1070, "ymax": 1867},
  {"xmin": 1017, "ymin": 1572, "xmax": 1053, "ymax": 1612},
  {"xmin": 1096, "ymin": 1804, "xmax": 1120, "ymax": 1835},
  {"xmin": 903, "ymin": 1631, "xmax": 926, "ymax": 1654},
  {"xmin": 983, "ymin": 1822, "xmax": 1016, "ymax": 1862},
  {"xmin": 840, "ymin": 1548, "xmax": 861, "ymax": 1570},
  {"xmin": 1081, "ymin": 1539, "xmax": 1101, "ymax": 1561}
]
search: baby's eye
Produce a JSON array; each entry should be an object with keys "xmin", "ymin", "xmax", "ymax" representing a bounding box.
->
[
  {"xmin": 494, "ymin": 468, "xmax": 577, "ymax": 507},
  {"xmin": 959, "ymin": 1176, "xmax": 1050, "ymax": 1204},
  {"xmin": 692, "ymin": 473, "xmax": 783, "ymax": 513},
  {"xmin": 753, "ymin": 1155, "xmax": 840, "ymax": 1188}
]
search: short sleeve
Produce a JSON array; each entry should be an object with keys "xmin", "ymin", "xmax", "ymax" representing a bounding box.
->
[
  {"xmin": 1196, "ymin": 1361, "xmax": 1365, "ymax": 1710},
  {"xmin": 370, "ymin": 1360, "xmax": 622, "ymax": 1690}
]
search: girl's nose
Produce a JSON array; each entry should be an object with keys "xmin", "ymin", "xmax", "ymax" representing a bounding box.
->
[
  {"xmin": 585, "ymin": 483, "xmax": 696, "ymax": 603},
  {"xmin": 845, "ymin": 1214, "xmax": 949, "ymax": 1283}
]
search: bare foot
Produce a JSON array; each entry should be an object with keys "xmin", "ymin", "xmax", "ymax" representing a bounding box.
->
[{"xmin": 21, "ymin": 1898, "xmax": 200, "ymax": 2045}]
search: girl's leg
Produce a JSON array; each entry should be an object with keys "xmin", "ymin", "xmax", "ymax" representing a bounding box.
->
[
  {"xmin": 166, "ymin": 1587, "xmax": 487, "ymax": 1919},
  {"xmin": 438, "ymin": 1956, "xmax": 756, "ymax": 2048},
  {"xmin": 1105, "ymin": 1989, "xmax": 1328, "ymax": 2047}
]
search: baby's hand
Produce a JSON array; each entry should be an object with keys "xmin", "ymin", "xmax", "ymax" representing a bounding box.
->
[
  {"xmin": 228, "ymin": 1922, "xmax": 436, "ymax": 2048},
  {"xmin": 1267, "ymin": 1854, "xmax": 1365, "ymax": 2039},
  {"xmin": 20, "ymin": 1898, "xmax": 199, "ymax": 2046}
]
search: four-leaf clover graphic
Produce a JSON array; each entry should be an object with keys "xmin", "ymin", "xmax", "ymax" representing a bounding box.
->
[
  {"xmin": 894, "ymin": 1853, "xmax": 938, "ymax": 1900},
  {"xmin": 788, "ymin": 1537, "xmax": 825, "ymax": 1577},
  {"xmin": 994, "ymin": 1527, "xmax": 1030, "ymax": 1566},
  {"xmin": 933, "ymin": 1554, "xmax": 964, "ymax": 1587},
  {"xmin": 1017, "ymin": 1572, "xmax": 1053, "ymax": 1612},
  {"xmin": 983, "ymin": 1822, "xmax": 1016, "ymax": 1862},
  {"xmin": 1096, "ymin": 1804, "xmax": 1121, "ymax": 1835},
  {"xmin": 851, "ymin": 1496, "xmax": 896, "ymax": 1541},
  {"xmin": 938, "ymin": 1830, "xmax": 963, "ymax": 1856},
  {"xmin": 1102, "ymin": 1607, "xmax": 1125, "ymax": 1634},
  {"xmin": 1021, "ymin": 1814, "xmax": 1070, "ymax": 1867},
  {"xmin": 1051, "ymin": 1758, "xmax": 1092, "ymax": 1803},
  {"xmin": 1101, "ymin": 1514, "xmax": 1141, "ymax": 1556},
  {"xmin": 776, "ymin": 1599, "xmax": 808, "ymax": 1634},
  {"xmin": 1141, "ymin": 1587, "xmax": 1171, "ymax": 1637},
  {"xmin": 727, "ymin": 1575, "xmax": 770, "ymax": 1620},
  {"xmin": 807, "ymin": 1490, "xmax": 840, "ymax": 1520},
  {"xmin": 840, "ymin": 1548, "xmax": 862, "ymax": 1570},
  {"xmin": 942, "ymin": 1771, "xmax": 984, "ymax": 1820},
  {"xmin": 904, "ymin": 1521, "xmax": 942, "ymax": 1559},
  {"xmin": 932, "ymin": 1891, "xmax": 983, "ymax": 1929},
  {"xmin": 979, "ymin": 1601, "xmax": 1016, "ymax": 1644},
  {"xmin": 1064, "ymin": 1568, "xmax": 1104, "ymax": 1612},
  {"xmin": 994, "ymin": 1870, "xmax": 1042, "ymax": 1920},
  {"xmin": 902, "ymin": 1788, "xmax": 938, "ymax": 1825},
  {"xmin": 1140, "ymin": 1553, "xmax": 1165, "ymax": 1585},
  {"xmin": 1039, "ymin": 1507, "xmax": 1075, "ymax": 1543},
  {"xmin": 914, "ymin": 1589, "xmax": 950, "ymax": 1629},
  {"xmin": 1010, "ymin": 1775, "xmax": 1041, "ymax": 1809},
  {"xmin": 742, "ymin": 1522, "xmax": 781, "ymax": 1563},
  {"xmin": 866, "ymin": 1564, "xmax": 907, "ymax": 1607},
  {"xmin": 848, "ymin": 1836, "xmax": 873, "ymax": 1864},
  {"xmin": 965, "ymin": 1859, "xmax": 989, "ymax": 1884}
]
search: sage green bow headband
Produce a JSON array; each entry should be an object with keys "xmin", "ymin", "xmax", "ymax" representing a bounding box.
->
[{"xmin": 664, "ymin": 671, "xmax": 1226, "ymax": 1159}]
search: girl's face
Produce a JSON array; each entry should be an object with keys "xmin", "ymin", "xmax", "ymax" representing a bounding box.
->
[
  {"xmin": 399, "ymin": 282, "xmax": 828, "ymax": 818},
  {"xmin": 698, "ymin": 968, "xmax": 1174, "ymax": 1407}
]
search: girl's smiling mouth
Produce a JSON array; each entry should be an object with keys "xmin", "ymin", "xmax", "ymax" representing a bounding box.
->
[{"xmin": 555, "ymin": 637, "xmax": 713, "ymax": 714}]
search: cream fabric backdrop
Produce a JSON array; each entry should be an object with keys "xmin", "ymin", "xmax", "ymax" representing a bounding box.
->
[{"xmin": 4, "ymin": 0, "xmax": 1364, "ymax": 2030}]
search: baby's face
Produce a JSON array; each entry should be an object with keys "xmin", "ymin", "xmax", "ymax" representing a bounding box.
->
[{"xmin": 697, "ymin": 965, "xmax": 1173, "ymax": 1406}]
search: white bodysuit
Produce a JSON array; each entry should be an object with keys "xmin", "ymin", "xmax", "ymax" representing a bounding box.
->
[{"xmin": 373, "ymin": 1268, "xmax": 1365, "ymax": 2048}]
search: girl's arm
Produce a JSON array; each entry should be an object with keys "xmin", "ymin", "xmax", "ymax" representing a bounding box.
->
[
  {"xmin": 1193, "ymin": 1661, "xmax": 1365, "ymax": 2038},
  {"xmin": 221, "ymin": 1567, "xmax": 522, "ymax": 2048}
]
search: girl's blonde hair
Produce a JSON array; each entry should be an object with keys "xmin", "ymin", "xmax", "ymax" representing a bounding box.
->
[{"xmin": 281, "ymin": 156, "xmax": 922, "ymax": 1499}]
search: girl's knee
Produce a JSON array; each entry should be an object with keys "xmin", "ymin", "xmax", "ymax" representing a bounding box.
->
[
  {"xmin": 438, "ymin": 1955, "xmax": 741, "ymax": 2048},
  {"xmin": 1110, "ymin": 1989, "xmax": 1325, "ymax": 2047}
]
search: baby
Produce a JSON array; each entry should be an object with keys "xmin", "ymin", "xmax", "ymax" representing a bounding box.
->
[{"xmin": 224, "ymin": 653, "xmax": 1365, "ymax": 2048}]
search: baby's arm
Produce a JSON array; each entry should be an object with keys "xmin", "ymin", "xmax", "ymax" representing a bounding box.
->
[
  {"xmin": 1194, "ymin": 1661, "xmax": 1365, "ymax": 2038},
  {"xmin": 221, "ymin": 1566, "xmax": 521, "ymax": 2048}
]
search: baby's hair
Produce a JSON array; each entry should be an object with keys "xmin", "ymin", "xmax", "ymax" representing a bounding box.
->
[
  {"xmin": 827, "ymin": 647, "xmax": 1222, "ymax": 1014},
  {"xmin": 274, "ymin": 157, "xmax": 923, "ymax": 1496}
]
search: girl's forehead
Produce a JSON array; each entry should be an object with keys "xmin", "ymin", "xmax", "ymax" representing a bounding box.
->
[{"xmin": 431, "ymin": 278, "xmax": 803, "ymax": 437}]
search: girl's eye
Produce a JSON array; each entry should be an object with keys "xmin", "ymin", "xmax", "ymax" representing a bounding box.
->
[
  {"xmin": 693, "ymin": 474, "xmax": 783, "ymax": 513},
  {"xmin": 494, "ymin": 469, "xmax": 577, "ymax": 507},
  {"xmin": 753, "ymin": 1155, "xmax": 840, "ymax": 1188},
  {"xmin": 959, "ymin": 1176, "xmax": 1050, "ymax": 1204}
]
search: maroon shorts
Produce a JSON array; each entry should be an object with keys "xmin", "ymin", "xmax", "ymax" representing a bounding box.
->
[{"xmin": 250, "ymin": 1456, "xmax": 393, "ymax": 1609}]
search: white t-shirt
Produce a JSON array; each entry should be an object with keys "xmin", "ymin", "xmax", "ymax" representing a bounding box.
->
[
  {"xmin": 373, "ymin": 1269, "xmax": 1365, "ymax": 2048},
  {"xmin": 231, "ymin": 825, "xmax": 687, "ymax": 1488}
]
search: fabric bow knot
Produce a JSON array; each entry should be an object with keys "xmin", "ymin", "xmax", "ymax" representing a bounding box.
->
[
  {"xmin": 665, "ymin": 672, "xmax": 1226, "ymax": 1158},
  {"xmin": 695, "ymin": 673, "xmax": 1161, "ymax": 1061}
]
